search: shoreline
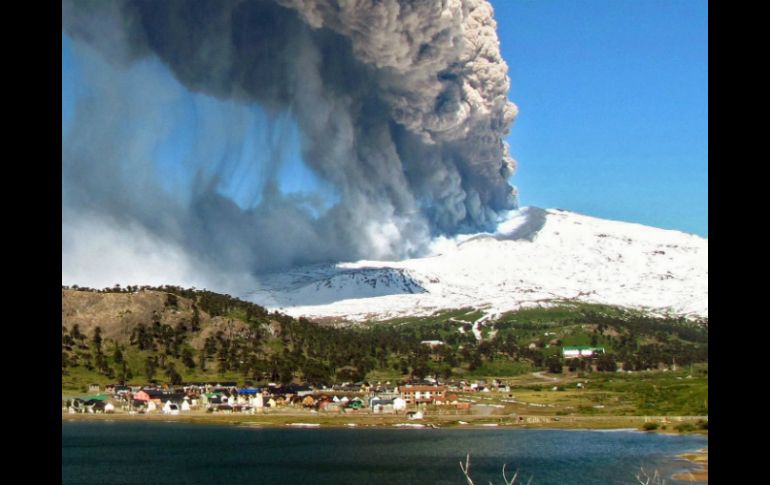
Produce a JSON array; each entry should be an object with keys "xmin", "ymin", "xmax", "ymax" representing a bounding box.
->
[
  {"xmin": 61, "ymin": 412, "xmax": 708, "ymax": 435},
  {"xmin": 671, "ymin": 448, "xmax": 708, "ymax": 483}
]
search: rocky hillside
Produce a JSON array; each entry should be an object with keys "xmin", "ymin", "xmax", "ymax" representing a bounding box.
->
[{"xmin": 62, "ymin": 288, "xmax": 256, "ymax": 348}]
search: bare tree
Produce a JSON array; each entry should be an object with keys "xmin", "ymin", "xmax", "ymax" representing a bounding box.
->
[
  {"xmin": 635, "ymin": 466, "xmax": 666, "ymax": 485},
  {"xmin": 460, "ymin": 454, "xmax": 533, "ymax": 485}
]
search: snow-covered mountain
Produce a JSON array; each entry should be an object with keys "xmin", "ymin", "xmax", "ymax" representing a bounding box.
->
[{"xmin": 247, "ymin": 207, "xmax": 708, "ymax": 322}]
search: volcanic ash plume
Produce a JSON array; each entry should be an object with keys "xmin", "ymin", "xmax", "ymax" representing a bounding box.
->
[{"xmin": 62, "ymin": 0, "xmax": 519, "ymax": 286}]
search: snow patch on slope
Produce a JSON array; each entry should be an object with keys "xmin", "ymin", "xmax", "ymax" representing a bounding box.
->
[
  {"xmin": 247, "ymin": 207, "xmax": 708, "ymax": 322},
  {"xmin": 251, "ymin": 266, "xmax": 426, "ymax": 307}
]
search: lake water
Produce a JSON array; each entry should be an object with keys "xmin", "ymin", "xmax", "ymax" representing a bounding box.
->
[{"xmin": 62, "ymin": 422, "xmax": 707, "ymax": 484}]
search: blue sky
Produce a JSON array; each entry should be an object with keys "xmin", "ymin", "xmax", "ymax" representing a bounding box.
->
[
  {"xmin": 491, "ymin": 0, "xmax": 708, "ymax": 236},
  {"xmin": 63, "ymin": 0, "xmax": 707, "ymax": 237}
]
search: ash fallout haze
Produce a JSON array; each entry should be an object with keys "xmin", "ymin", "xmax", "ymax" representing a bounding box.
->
[
  {"xmin": 63, "ymin": 0, "xmax": 517, "ymax": 289},
  {"xmin": 61, "ymin": 0, "xmax": 707, "ymax": 318}
]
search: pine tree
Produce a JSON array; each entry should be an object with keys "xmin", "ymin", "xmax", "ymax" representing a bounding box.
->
[
  {"xmin": 145, "ymin": 356, "xmax": 157, "ymax": 381},
  {"xmin": 191, "ymin": 304, "xmax": 201, "ymax": 332},
  {"xmin": 113, "ymin": 342, "xmax": 124, "ymax": 364},
  {"xmin": 181, "ymin": 347, "xmax": 196, "ymax": 370}
]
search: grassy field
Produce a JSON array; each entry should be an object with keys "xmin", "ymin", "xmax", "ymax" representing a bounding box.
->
[{"xmin": 453, "ymin": 364, "xmax": 708, "ymax": 419}]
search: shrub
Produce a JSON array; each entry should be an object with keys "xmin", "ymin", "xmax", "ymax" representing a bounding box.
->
[
  {"xmin": 642, "ymin": 422, "xmax": 659, "ymax": 431},
  {"xmin": 675, "ymin": 422, "xmax": 696, "ymax": 433}
]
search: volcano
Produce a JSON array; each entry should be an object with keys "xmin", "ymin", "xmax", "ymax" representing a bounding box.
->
[{"xmin": 247, "ymin": 207, "xmax": 708, "ymax": 323}]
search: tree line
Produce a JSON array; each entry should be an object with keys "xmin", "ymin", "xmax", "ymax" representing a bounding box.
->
[{"xmin": 62, "ymin": 287, "xmax": 709, "ymax": 385}]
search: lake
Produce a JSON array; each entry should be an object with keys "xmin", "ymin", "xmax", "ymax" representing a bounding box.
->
[{"xmin": 62, "ymin": 422, "xmax": 707, "ymax": 484}]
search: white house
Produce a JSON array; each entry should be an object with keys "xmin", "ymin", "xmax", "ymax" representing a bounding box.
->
[
  {"xmin": 421, "ymin": 340, "xmax": 444, "ymax": 348},
  {"xmin": 562, "ymin": 346, "xmax": 605, "ymax": 359},
  {"xmin": 163, "ymin": 400, "xmax": 180, "ymax": 415}
]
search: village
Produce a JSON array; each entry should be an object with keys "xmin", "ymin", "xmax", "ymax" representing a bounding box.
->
[
  {"xmin": 61, "ymin": 340, "xmax": 708, "ymax": 435},
  {"xmin": 62, "ymin": 346, "xmax": 613, "ymax": 420},
  {"xmin": 61, "ymin": 378, "xmax": 504, "ymax": 418}
]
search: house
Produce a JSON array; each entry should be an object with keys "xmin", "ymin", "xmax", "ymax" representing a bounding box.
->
[
  {"xmin": 238, "ymin": 387, "xmax": 260, "ymax": 396},
  {"xmin": 421, "ymin": 340, "xmax": 444, "ymax": 348},
  {"xmin": 370, "ymin": 395, "xmax": 405, "ymax": 413},
  {"xmin": 398, "ymin": 385, "xmax": 446, "ymax": 405},
  {"xmin": 141, "ymin": 389, "xmax": 186, "ymax": 405},
  {"xmin": 162, "ymin": 401, "xmax": 180, "ymax": 415},
  {"xmin": 370, "ymin": 397, "xmax": 395, "ymax": 414},
  {"xmin": 205, "ymin": 392, "xmax": 225, "ymax": 404},
  {"xmin": 113, "ymin": 385, "xmax": 131, "ymax": 396},
  {"xmin": 318, "ymin": 401, "xmax": 341, "ymax": 412},
  {"xmin": 83, "ymin": 397, "xmax": 107, "ymax": 413},
  {"xmin": 285, "ymin": 384, "xmax": 314, "ymax": 397},
  {"xmin": 371, "ymin": 383, "xmax": 399, "ymax": 395},
  {"xmin": 562, "ymin": 346, "xmax": 605, "ymax": 359}
]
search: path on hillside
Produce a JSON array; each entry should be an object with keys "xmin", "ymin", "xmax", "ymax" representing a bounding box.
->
[{"xmin": 531, "ymin": 371, "xmax": 560, "ymax": 382}]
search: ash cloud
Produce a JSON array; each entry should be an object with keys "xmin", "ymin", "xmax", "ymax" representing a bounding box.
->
[{"xmin": 62, "ymin": 0, "xmax": 518, "ymax": 288}]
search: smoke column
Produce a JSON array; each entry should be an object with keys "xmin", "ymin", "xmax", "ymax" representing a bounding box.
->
[{"xmin": 62, "ymin": 0, "xmax": 518, "ymax": 289}]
